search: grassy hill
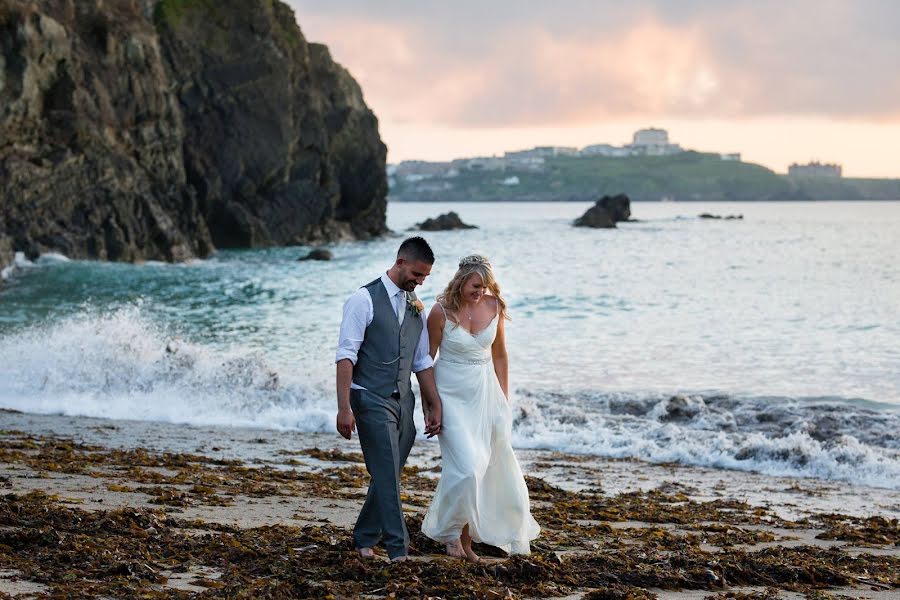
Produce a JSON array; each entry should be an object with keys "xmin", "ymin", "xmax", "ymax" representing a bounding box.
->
[{"xmin": 388, "ymin": 152, "xmax": 900, "ymax": 201}]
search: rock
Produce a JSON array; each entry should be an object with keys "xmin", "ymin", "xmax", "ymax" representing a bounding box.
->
[
  {"xmin": 0, "ymin": 235, "xmax": 13, "ymax": 285},
  {"xmin": 699, "ymin": 213, "xmax": 744, "ymax": 220},
  {"xmin": 574, "ymin": 194, "xmax": 631, "ymax": 228},
  {"xmin": 414, "ymin": 212, "xmax": 477, "ymax": 231},
  {"xmin": 157, "ymin": 2, "xmax": 388, "ymax": 247},
  {"xmin": 0, "ymin": 0, "xmax": 387, "ymax": 269},
  {"xmin": 0, "ymin": 0, "xmax": 210, "ymax": 263},
  {"xmin": 298, "ymin": 249, "xmax": 333, "ymax": 261},
  {"xmin": 659, "ymin": 395, "xmax": 704, "ymax": 421}
]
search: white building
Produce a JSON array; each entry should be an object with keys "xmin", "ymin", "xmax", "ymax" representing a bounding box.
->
[
  {"xmin": 505, "ymin": 146, "xmax": 578, "ymax": 160},
  {"xmin": 580, "ymin": 144, "xmax": 631, "ymax": 157},
  {"xmin": 633, "ymin": 128, "xmax": 669, "ymax": 147},
  {"xmin": 628, "ymin": 128, "xmax": 682, "ymax": 156},
  {"xmin": 457, "ymin": 156, "xmax": 506, "ymax": 171},
  {"xmin": 788, "ymin": 161, "xmax": 842, "ymax": 178}
]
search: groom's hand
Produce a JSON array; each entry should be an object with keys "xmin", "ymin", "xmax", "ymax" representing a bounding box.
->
[{"xmin": 336, "ymin": 407, "xmax": 356, "ymax": 440}]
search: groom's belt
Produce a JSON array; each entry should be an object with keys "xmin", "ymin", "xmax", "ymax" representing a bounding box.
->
[{"xmin": 352, "ymin": 384, "xmax": 403, "ymax": 400}]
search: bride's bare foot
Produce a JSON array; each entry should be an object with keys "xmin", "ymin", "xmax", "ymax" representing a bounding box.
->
[
  {"xmin": 460, "ymin": 525, "xmax": 480, "ymax": 562},
  {"xmin": 445, "ymin": 539, "xmax": 466, "ymax": 558}
]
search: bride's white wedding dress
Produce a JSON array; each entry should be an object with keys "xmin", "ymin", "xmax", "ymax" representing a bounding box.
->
[{"xmin": 421, "ymin": 305, "xmax": 540, "ymax": 554}]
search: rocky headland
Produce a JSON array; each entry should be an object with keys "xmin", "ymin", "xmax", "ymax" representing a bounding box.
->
[{"xmin": 0, "ymin": 0, "xmax": 387, "ymax": 278}]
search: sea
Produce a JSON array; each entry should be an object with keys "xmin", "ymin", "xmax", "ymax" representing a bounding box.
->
[{"xmin": 1, "ymin": 201, "xmax": 899, "ymax": 490}]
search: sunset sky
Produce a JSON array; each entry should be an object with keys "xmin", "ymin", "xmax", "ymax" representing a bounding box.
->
[{"xmin": 285, "ymin": 1, "xmax": 900, "ymax": 178}]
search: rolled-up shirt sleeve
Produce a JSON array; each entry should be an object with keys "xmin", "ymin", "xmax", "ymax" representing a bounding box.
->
[
  {"xmin": 411, "ymin": 311, "xmax": 434, "ymax": 373},
  {"xmin": 335, "ymin": 289, "xmax": 373, "ymax": 365}
]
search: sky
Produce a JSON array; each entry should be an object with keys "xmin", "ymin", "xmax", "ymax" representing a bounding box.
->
[{"xmin": 285, "ymin": 1, "xmax": 900, "ymax": 177}]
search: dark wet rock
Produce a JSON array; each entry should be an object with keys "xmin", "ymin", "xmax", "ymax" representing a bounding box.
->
[
  {"xmin": 659, "ymin": 395, "xmax": 704, "ymax": 421},
  {"xmin": 0, "ymin": 0, "xmax": 386, "ymax": 268},
  {"xmin": 298, "ymin": 249, "xmax": 333, "ymax": 261},
  {"xmin": 574, "ymin": 194, "xmax": 632, "ymax": 228},
  {"xmin": 0, "ymin": 0, "xmax": 210, "ymax": 264},
  {"xmin": 157, "ymin": 2, "xmax": 387, "ymax": 248},
  {"xmin": 413, "ymin": 211, "xmax": 477, "ymax": 231},
  {"xmin": 0, "ymin": 236, "xmax": 13, "ymax": 284},
  {"xmin": 699, "ymin": 213, "xmax": 744, "ymax": 220}
]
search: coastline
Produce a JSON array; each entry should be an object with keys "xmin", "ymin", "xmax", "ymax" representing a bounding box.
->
[{"xmin": 1, "ymin": 411, "xmax": 897, "ymax": 598}]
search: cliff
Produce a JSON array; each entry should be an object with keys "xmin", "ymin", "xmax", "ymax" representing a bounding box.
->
[{"xmin": 0, "ymin": 0, "xmax": 387, "ymax": 277}]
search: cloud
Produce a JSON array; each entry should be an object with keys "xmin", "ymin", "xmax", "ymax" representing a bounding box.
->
[{"xmin": 286, "ymin": 0, "xmax": 900, "ymax": 127}]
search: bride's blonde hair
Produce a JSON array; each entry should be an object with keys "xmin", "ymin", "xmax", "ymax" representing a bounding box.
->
[{"xmin": 437, "ymin": 255, "xmax": 509, "ymax": 321}]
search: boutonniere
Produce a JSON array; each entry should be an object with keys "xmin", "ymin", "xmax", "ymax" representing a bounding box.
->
[{"xmin": 407, "ymin": 293, "xmax": 424, "ymax": 315}]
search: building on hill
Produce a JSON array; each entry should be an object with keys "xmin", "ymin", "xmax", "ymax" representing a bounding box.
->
[
  {"xmin": 633, "ymin": 128, "xmax": 669, "ymax": 146},
  {"xmin": 394, "ymin": 160, "xmax": 452, "ymax": 177},
  {"xmin": 628, "ymin": 128, "xmax": 683, "ymax": 156},
  {"xmin": 788, "ymin": 161, "xmax": 842, "ymax": 178},
  {"xmin": 505, "ymin": 146, "xmax": 578, "ymax": 159},
  {"xmin": 580, "ymin": 144, "xmax": 631, "ymax": 157},
  {"xmin": 454, "ymin": 156, "xmax": 506, "ymax": 171}
]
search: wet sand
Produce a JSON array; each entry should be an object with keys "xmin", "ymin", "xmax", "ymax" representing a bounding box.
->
[{"xmin": 1, "ymin": 411, "xmax": 898, "ymax": 599}]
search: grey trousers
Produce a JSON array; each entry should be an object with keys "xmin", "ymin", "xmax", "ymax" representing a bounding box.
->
[{"xmin": 349, "ymin": 388, "xmax": 416, "ymax": 559}]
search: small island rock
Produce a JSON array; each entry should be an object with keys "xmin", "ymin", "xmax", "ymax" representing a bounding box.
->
[
  {"xmin": 414, "ymin": 212, "xmax": 477, "ymax": 231},
  {"xmin": 298, "ymin": 249, "xmax": 334, "ymax": 261},
  {"xmin": 574, "ymin": 194, "xmax": 632, "ymax": 229},
  {"xmin": 699, "ymin": 213, "xmax": 744, "ymax": 220}
]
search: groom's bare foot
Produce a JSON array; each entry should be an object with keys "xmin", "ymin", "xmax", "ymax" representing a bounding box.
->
[
  {"xmin": 445, "ymin": 540, "xmax": 466, "ymax": 558},
  {"xmin": 356, "ymin": 547, "xmax": 375, "ymax": 559}
]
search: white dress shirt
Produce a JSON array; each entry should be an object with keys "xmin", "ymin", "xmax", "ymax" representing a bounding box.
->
[{"xmin": 335, "ymin": 273, "xmax": 433, "ymax": 390}]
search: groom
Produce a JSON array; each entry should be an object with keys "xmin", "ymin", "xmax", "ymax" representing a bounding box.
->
[{"xmin": 335, "ymin": 236, "xmax": 443, "ymax": 561}]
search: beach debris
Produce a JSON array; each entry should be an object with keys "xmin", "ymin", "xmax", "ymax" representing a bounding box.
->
[
  {"xmin": 809, "ymin": 514, "xmax": 900, "ymax": 546},
  {"xmin": 0, "ymin": 431, "xmax": 898, "ymax": 598},
  {"xmin": 299, "ymin": 447, "xmax": 365, "ymax": 463}
]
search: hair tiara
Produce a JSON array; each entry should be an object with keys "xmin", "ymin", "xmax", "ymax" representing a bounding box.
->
[{"xmin": 459, "ymin": 254, "xmax": 490, "ymax": 268}]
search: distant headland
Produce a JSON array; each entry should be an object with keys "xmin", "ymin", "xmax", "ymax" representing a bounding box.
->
[{"xmin": 388, "ymin": 129, "xmax": 900, "ymax": 202}]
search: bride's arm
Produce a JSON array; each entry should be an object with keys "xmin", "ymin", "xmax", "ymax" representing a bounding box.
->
[
  {"xmin": 427, "ymin": 304, "xmax": 444, "ymax": 359},
  {"xmin": 492, "ymin": 314, "xmax": 509, "ymax": 399}
]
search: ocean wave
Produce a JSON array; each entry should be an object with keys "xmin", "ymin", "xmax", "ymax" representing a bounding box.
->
[
  {"xmin": 511, "ymin": 390, "xmax": 900, "ymax": 490},
  {"xmin": 0, "ymin": 306, "xmax": 331, "ymax": 431},
  {"xmin": 1, "ymin": 252, "xmax": 34, "ymax": 280},
  {"xmin": 2, "ymin": 307, "xmax": 899, "ymax": 489}
]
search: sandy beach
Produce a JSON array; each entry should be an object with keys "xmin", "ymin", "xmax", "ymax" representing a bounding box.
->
[{"xmin": 1, "ymin": 410, "xmax": 898, "ymax": 599}]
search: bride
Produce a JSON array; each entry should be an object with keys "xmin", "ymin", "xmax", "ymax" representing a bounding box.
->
[{"xmin": 421, "ymin": 255, "xmax": 540, "ymax": 561}]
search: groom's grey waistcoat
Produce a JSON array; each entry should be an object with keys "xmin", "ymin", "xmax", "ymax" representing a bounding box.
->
[{"xmin": 353, "ymin": 278, "xmax": 423, "ymax": 399}]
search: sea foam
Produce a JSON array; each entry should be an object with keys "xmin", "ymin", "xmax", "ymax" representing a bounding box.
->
[
  {"xmin": 2, "ymin": 305, "xmax": 899, "ymax": 490},
  {"xmin": 0, "ymin": 306, "xmax": 331, "ymax": 432}
]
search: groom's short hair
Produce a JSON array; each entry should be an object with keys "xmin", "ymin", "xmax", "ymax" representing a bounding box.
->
[{"xmin": 398, "ymin": 236, "xmax": 434, "ymax": 264}]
